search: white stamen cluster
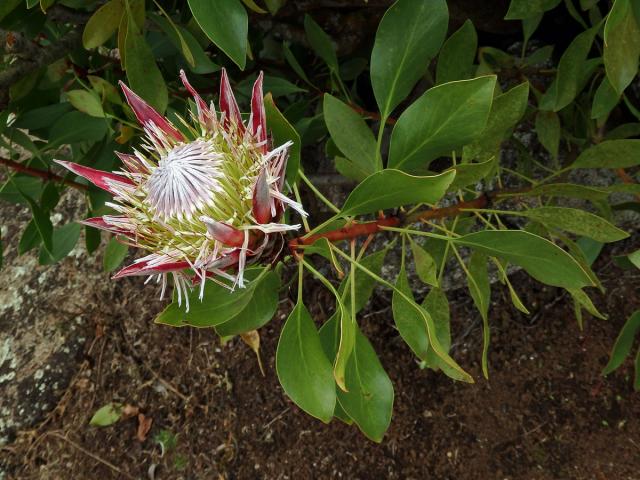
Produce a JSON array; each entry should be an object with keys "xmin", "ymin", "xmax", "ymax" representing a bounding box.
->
[{"xmin": 145, "ymin": 139, "xmax": 224, "ymax": 220}]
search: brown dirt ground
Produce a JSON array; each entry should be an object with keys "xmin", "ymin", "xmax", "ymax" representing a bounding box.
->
[{"xmin": 1, "ymin": 237, "xmax": 639, "ymax": 479}]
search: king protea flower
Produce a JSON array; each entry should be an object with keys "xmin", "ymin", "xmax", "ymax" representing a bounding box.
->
[{"xmin": 56, "ymin": 69, "xmax": 306, "ymax": 310}]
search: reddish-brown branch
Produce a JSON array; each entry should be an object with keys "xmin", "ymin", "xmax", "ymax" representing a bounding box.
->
[
  {"xmin": 614, "ymin": 168, "xmax": 640, "ymax": 202},
  {"xmin": 348, "ymin": 103, "xmax": 397, "ymax": 125},
  {"xmin": 289, "ymin": 193, "xmax": 492, "ymax": 252},
  {"xmin": 0, "ymin": 157, "xmax": 88, "ymax": 191}
]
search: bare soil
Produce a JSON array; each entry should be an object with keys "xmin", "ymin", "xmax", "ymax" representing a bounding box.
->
[{"xmin": 1, "ymin": 228, "xmax": 639, "ymax": 479}]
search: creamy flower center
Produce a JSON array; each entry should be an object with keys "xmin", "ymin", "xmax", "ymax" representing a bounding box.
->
[{"xmin": 145, "ymin": 139, "xmax": 223, "ymax": 219}]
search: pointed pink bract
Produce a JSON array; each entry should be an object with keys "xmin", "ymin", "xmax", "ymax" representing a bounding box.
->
[
  {"xmin": 116, "ymin": 151, "xmax": 148, "ymax": 174},
  {"xmin": 55, "ymin": 160, "xmax": 134, "ymax": 194},
  {"xmin": 112, "ymin": 258, "xmax": 190, "ymax": 279},
  {"xmin": 252, "ymin": 168, "xmax": 272, "ymax": 224},
  {"xmin": 251, "ymin": 72, "xmax": 267, "ymax": 153},
  {"xmin": 119, "ymin": 82, "xmax": 185, "ymax": 142},
  {"xmin": 179, "ymin": 69, "xmax": 213, "ymax": 127},
  {"xmin": 201, "ymin": 218, "xmax": 245, "ymax": 247},
  {"xmin": 219, "ymin": 68, "xmax": 244, "ymax": 133}
]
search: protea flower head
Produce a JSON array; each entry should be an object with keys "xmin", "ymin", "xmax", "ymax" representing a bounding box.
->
[{"xmin": 56, "ymin": 69, "xmax": 306, "ymax": 310}]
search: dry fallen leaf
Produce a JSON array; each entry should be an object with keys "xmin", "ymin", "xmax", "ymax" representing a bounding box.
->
[
  {"xmin": 137, "ymin": 413, "xmax": 153, "ymax": 442},
  {"xmin": 240, "ymin": 330, "xmax": 264, "ymax": 376}
]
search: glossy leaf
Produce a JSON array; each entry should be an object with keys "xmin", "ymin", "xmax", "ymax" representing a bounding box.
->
[
  {"xmin": 125, "ymin": 12, "xmax": 168, "ymax": 114},
  {"xmin": 66, "ymin": 90, "xmax": 105, "ymax": 118},
  {"xmin": 388, "ymin": 76, "xmax": 496, "ymax": 172},
  {"xmin": 604, "ymin": 0, "xmax": 640, "ymax": 94},
  {"xmin": 436, "ymin": 19, "xmax": 477, "ymax": 85},
  {"xmin": 571, "ymin": 140, "xmax": 640, "ymax": 169},
  {"xmin": 103, "ymin": 236, "xmax": 129, "ymax": 273},
  {"xmin": 392, "ymin": 265, "xmax": 472, "ymax": 383},
  {"xmin": 447, "ymin": 158, "xmax": 495, "ymax": 190},
  {"xmin": 39, "ymin": 223, "xmax": 82, "ymax": 265},
  {"xmin": 535, "ymin": 110, "xmax": 561, "ymax": 159},
  {"xmin": 505, "ymin": 0, "xmax": 561, "ymax": 19},
  {"xmin": 519, "ymin": 207, "xmax": 629, "ymax": 243},
  {"xmin": 49, "ymin": 112, "xmax": 107, "ymax": 147},
  {"xmin": 19, "ymin": 220, "xmax": 40, "ymax": 254},
  {"xmin": 155, "ymin": 269, "xmax": 273, "ymax": 327},
  {"xmin": 339, "ymin": 248, "xmax": 389, "ymax": 315},
  {"xmin": 539, "ymin": 24, "xmax": 599, "ymax": 111},
  {"xmin": 371, "ymin": 0, "xmax": 449, "ymax": 118},
  {"xmin": 303, "ymin": 15, "xmax": 338, "ymax": 70},
  {"xmin": 264, "ymin": 93, "xmax": 301, "ymax": 181},
  {"xmin": 319, "ymin": 316, "xmax": 394, "ymax": 442},
  {"xmin": 323, "ymin": 94, "xmax": 379, "ymax": 175},
  {"xmin": 603, "ymin": 311, "xmax": 640, "ymax": 375},
  {"xmin": 421, "ymin": 287, "xmax": 451, "ymax": 370},
  {"xmin": 453, "ymin": 230, "xmax": 593, "ymax": 289},
  {"xmin": 507, "ymin": 183, "xmax": 609, "ymax": 201},
  {"xmin": 340, "ymin": 169, "xmax": 455, "ymax": 217},
  {"xmin": 591, "ymin": 76, "xmax": 620, "ymax": 119},
  {"xmin": 188, "ymin": 0, "xmax": 248, "ymax": 69},
  {"xmin": 466, "ymin": 251, "xmax": 491, "ymax": 378},
  {"xmin": 276, "ymin": 302, "xmax": 336, "ymax": 423},
  {"xmin": 215, "ymin": 271, "xmax": 280, "ymax": 336},
  {"xmin": 463, "ymin": 81, "xmax": 529, "ymax": 162},
  {"xmin": 82, "ymin": 0, "xmax": 123, "ymax": 49},
  {"xmin": 409, "ymin": 237, "xmax": 438, "ymax": 287}
]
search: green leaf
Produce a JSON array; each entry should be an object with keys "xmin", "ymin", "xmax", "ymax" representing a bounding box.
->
[
  {"xmin": 82, "ymin": 0, "xmax": 124, "ymax": 49},
  {"xmin": 187, "ymin": 0, "xmax": 248, "ymax": 69},
  {"xmin": 436, "ymin": 20, "xmax": 478, "ymax": 85},
  {"xmin": 453, "ymin": 230, "xmax": 593, "ymax": 289},
  {"xmin": 518, "ymin": 207, "xmax": 629, "ymax": 243},
  {"xmin": 576, "ymin": 237, "xmax": 604, "ymax": 266},
  {"xmin": 276, "ymin": 302, "xmax": 336, "ymax": 423},
  {"xmin": 264, "ymin": 93, "xmax": 300, "ymax": 182},
  {"xmin": 506, "ymin": 183, "xmax": 609, "ymax": 201},
  {"xmin": 447, "ymin": 158, "xmax": 495, "ymax": 190},
  {"xmin": 571, "ymin": 140, "xmax": 640, "ymax": 169},
  {"xmin": 178, "ymin": 26, "xmax": 220, "ymax": 74},
  {"xmin": 421, "ymin": 287, "xmax": 451, "ymax": 370},
  {"xmin": 215, "ymin": 271, "xmax": 280, "ymax": 336},
  {"xmin": 19, "ymin": 220, "xmax": 41, "ymax": 254},
  {"xmin": 125, "ymin": 12, "xmax": 168, "ymax": 113},
  {"xmin": 39, "ymin": 223, "xmax": 82, "ymax": 265},
  {"xmin": 591, "ymin": 76, "xmax": 620, "ymax": 119},
  {"xmin": 319, "ymin": 317, "xmax": 394, "ymax": 442},
  {"xmin": 155, "ymin": 268, "xmax": 270, "ymax": 327},
  {"xmin": 567, "ymin": 288, "xmax": 607, "ymax": 321},
  {"xmin": 150, "ymin": 11, "xmax": 196, "ymax": 68},
  {"xmin": 323, "ymin": 94, "xmax": 379, "ymax": 175},
  {"xmin": 370, "ymin": 0, "xmax": 449, "ymax": 118},
  {"xmin": 90, "ymin": 403, "xmax": 123, "ymax": 427},
  {"xmin": 66, "ymin": 90, "xmax": 105, "ymax": 118},
  {"xmin": 49, "ymin": 112, "xmax": 107, "ymax": 147},
  {"xmin": 21, "ymin": 193, "xmax": 53, "ymax": 256},
  {"xmin": 340, "ymin": 169, "xmax": 455, "ymax": 217},
  {"xmin": 13, "ymin": 103, "xmax": 72, "ymax": 131},
  {"xmin": 539, "ymin": 24, "xmax": 599, "ymax": 111},
  {"xmin": 388, "ymin": 76, "xmax": 497, "ymax": 172},
  {"xmin": 522, "ymin": 14, "xmax": 543, "ymax": 51},
  {"xmin": 603, "ymin": 311, "xmax": 640, "ymax": 375},
  {"xmin": 505, "ymin": 0, "xmax": 561, "ymax": 19},
  {"xmin": 303, "ymin": 15, "xmax": 338, "ymax": 71},
  {"xmin": 103, "ymin": 237, "xmax": 128, "ymax": 272},
  {"xmin": 392, "ymin": 265, "xmax": 472, "ymax": 383},
  {"xmin": 339, "ymin": 248, "xmax": 389, "ymax": 315},
  {"xmin": 409, "ymin": 237, "xmax": 438, "ymax": 287},
  {"xmin": 466, "ymin": 251, "xmax": 491, "ymax": 378},
  {"xmin": 85, "ymin": 225, "xmax": 101, "ymax": 255},
  {"xmin": 463, "ymin": 81, "xmax": 530, "ymax": 162},
  {"xmin": 535, "ymin": 110, "xmax": 561, "ymax": 158},
  {"xmin": 283, "ymin": 42, "xmax": 313, "ymax": 87},
  {"xmin": 604, "ymin": 0, "xmax": 640, "ymax": 94},
  {"xmin": 0, "ymin": 0, "xmax": 21, "ymax": 22}
]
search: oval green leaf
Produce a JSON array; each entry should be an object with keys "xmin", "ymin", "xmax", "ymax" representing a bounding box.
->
[
  {"xmin": 187, "ymin": 0, "xmax": 248, "ymax": 69},
  {"xmin": 371, "ymin": 0, "xmax": 449, "ymax": 118},
  {"xmin": 571, "ymin": 140, "xmax": 640, "ymax": 169},
  {"xmin": 276, "ymin": 302, "xmax": 336, "ymax": 423},
  {"xmin": 453, "ymin": 230, "xmax": 593, "ymax": 289},
  {"xmin": 388, "ymin": 76, "xmax": 496, "ymax": 172},
  {"xmin": 340, "ymin": 169, "xmax": 455, "ymax": 217}
]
